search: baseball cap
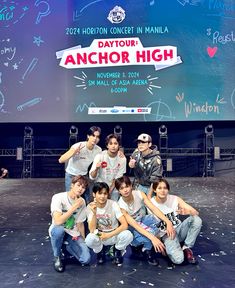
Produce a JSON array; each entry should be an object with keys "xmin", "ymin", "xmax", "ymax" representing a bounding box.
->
[{"xmin": 137, "ymin": 133, "xmax": 152, "ymax": 143}]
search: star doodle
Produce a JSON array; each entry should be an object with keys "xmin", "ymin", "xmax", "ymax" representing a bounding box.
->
[
  {"xmin": 33, "ymin": 36, "xmax": 44, "ymax": 47},
  {"xmin": 13, "ymin": 63, "xmax": 18, "ymax": 70}
]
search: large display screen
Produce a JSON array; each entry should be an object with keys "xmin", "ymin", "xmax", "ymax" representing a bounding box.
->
[{"xmin": 0, "ymin": 0, "xmax": 234, "ymax": 122}]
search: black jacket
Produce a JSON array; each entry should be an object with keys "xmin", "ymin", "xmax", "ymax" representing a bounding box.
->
[{"xmin": 131, "ymin": 147, "xmax": 163, "ymax": 187}]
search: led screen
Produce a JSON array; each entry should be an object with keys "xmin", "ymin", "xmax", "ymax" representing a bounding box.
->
[{"xmin": 0, "ymin": 0, "xmax": 234, "ymax": 122}]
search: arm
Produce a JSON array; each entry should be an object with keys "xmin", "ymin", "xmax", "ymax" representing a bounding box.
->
[
  {"xmin": 99, "ymin": 215, "xmax": 128, "ymax": 241},
  {"xmin": 177, "ymin": 197, "xmax": 199, "ymax": 216},
  {"xmin": 52, "ymin": 197, "xmax": 84, "ymax": 225},
  {"xmin": 110, "ymin": 157, "xmax": 127, "ymax": 194},
  {"xmin": 149, "ymin": 156, "xmax": 163, "ymax": 182},
  {"xmin": 147, "ymin": 184, "xmax": 154, "ymax": 200},
  {"xmin": 87, "ymin": 202, "xmax": 97, "ymax": 233},
  {"xmin": 121, "ymin": 208, "xmax": 165, "ymax": 253},
  {"xmin": 128, "ymin": 150, "xmax": 138, "ymax": 168},
  {"xmin": 58, "ymin": 143, "xmax": 85, "ymax": 163},
  {"xmin": 109, "ymin": 179, "xmax": 116, "ymax": 194},
  {"xmin": 77, "ymin": 222, "xmax": 85, "ymax": 238},
  {"xmin": 89, "ymin": 154, "xmax": 101, "ymax": 180},
  {"xmin": 142, "ymin": 193, "xmax": 176, "ymax": 239}
]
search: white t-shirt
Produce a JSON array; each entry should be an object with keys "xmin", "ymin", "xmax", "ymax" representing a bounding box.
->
[
  {"xmin": 49, "ymin": 192, "xmax": 87, "ymax": 237},
  {"xmin": 118, "ymin": 190, "xmax": 146, "ymax": 221},
  {"xmin": 148, "ymin": 194, "xmax": 181, "ymax": 237},
  {"xmin": 87, "ymin": 199, "xmax": 123, "ymax": 232},
  {"xmin": 89, "ymin": 150, "xmax": 126, "ymax": 187},
  {"xmin": 66, "ymin": 141, "xmax": 102, "ymax": 176}
]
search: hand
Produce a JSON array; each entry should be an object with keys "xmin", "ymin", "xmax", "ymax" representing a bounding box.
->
[
  {"xmin": 75, "ymin": 143, "xmax": 85, "ymax": 155},
  {"xmin": 166, "ymin": 221, "xmax": 176, "ymax": 240},
  {"xmin": 95, "ymin": 161, "xmax": 102, "ymax": 169},
  {"xmin": 118, "ymin": 150, "xmax": 125, "ymax": 158},
  {"xmin": 99, "ymin": 232, "xmax": 110, "ymax": 241},
  {"xmin": 72, "ymin": 197, "xmax": 84, "ymax": 210},
  {"xmin": 89, "ymin": 200, "xmax": 97, "ymax": 214},
  {"xmin": 151, "ymin": 237, "xmax": 166, "ymax": 255},
  {"xmin": 129, "ymin": 157, "xmax": 136, "ymax": 168}
]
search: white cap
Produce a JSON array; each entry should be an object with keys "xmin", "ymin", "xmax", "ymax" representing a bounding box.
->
[{"xmin": 137, "ymin": 133, "xmax": 152, "ymax": 143}]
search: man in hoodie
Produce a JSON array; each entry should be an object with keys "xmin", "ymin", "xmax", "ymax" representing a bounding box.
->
[{"xmin": 129, "ymin": 133, "xmax": 163, "ymax": 195}]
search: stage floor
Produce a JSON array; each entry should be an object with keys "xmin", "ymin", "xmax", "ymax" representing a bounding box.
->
[{"xmin": 0, "ymin": 177, "xmax": 234, "ymax": 288}]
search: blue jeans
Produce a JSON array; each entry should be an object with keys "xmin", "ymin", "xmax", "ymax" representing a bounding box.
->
[
  {"xmin": 162, "ymin": 215, "xmax": 202, "ymax": 264},
  {"xmin": 130, "ymin": 215, "xmax": 160, "ymax": 251},
  {"xmin": 65, "ymin": 172, "xmax": 91, "ymax": 203},
  {"xmin": 136, "ymin": 184, "xmax": 150, "ymax": 195},
  {"xmin": 50, "ymin": 225, "xmax": 91, "ymax": 264},
  {"xmin": 110, "ymin": 188, "xmax": 120, "ymax": 202}
]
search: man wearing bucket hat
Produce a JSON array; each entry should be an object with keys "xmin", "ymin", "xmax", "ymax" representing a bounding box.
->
[{"xmin": 129, "ymin": 133, "xmax": 163, "ymax": 195}]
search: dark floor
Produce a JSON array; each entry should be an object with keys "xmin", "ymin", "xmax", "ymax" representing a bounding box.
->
[{"xmin": 0, "ymin": 177, "xmax": 234, "ymax": 288}]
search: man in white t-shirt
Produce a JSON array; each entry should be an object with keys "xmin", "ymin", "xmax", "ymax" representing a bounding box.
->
[
  {"xmin": 115, "ymin": 176, "xmax": 175, "ymax": 265},
  {"xmin": 85, "ymin": 182, "xmax": 133, "ymax": 265},
  {"xmin": 148, "ymin": 178, "xmax": 202, "ymax": 265},
  {"xmin": 59, "ymin": 126, "xmax": 102, "ymax": 202},
  {"xmin": 49, "ymin": 175, "xmax": 91, "ymax": 272},
  {"xmin": 89, "ymin": 134, "xmax": 126, "ymax": 201}
]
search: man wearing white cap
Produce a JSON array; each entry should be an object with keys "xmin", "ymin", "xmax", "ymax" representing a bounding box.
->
[{"xmin": 129, "ymin": 133, "xmax": 163, "ymax": 195}]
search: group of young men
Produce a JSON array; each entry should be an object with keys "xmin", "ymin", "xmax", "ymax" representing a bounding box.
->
[{"xmin": 49, "ymin": 126, "xmax": 202, "ymax": 273}]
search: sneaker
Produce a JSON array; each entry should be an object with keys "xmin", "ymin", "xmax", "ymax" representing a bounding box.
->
[
  {"xmin": 183, "ymin": 248, "xmax": 197, "ymax": 264},
  {"xmin": 144, "ymin": 249, "xmax": 159, "ymax": 266},
  {"xmin": 53, "ymin": 256, "xmax": 65, "ymax": 273},
  {"xmin": 114, "ymin": 248, "xmax": 123, "ymax": 265},
  {"xmin": 131, "ymin": 245, "xmax": 143, "ymax": 258},
  {"xmin": 97, "ymin": 249, "xmax": 106, "ymax": 264}
]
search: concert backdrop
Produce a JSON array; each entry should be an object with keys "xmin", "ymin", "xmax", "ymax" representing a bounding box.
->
[{"xmin": 0, "ymin": 0, "xmax": 234, "ymax": 122}]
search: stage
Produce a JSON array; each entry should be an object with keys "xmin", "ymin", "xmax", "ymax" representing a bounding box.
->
[{"xmin": 0, "ymin": 177, "xmax": 234, "ymax": 288}]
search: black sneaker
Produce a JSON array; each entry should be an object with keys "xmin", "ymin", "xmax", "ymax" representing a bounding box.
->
[
  {"xmin": 53, "ymin": 256, "xmax": 64, "ymax": 273},
  {"xmin": 114, "ymin": 249, "xmax": 123, "ymax": 265},
  {"xmin": 144, "ymin": 249, "xmax": 159, "ymax": 266},
  {"xmin": 183, "ymin": 248, "xmax": 198, "ymax": 264},
  {"xmin": 131, "ymin": 245, "xmax": 143, "ymax": 258},
  {"xmin": 97, "ymin": 249, "xmax": 106, "ymax": 264}
]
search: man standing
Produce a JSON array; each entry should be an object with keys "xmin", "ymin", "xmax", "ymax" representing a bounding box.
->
[
  {"xmin": 59, "ymin": 126, "xmax": 101, "ymax": 201},
  {"xmin": 89, "ymin": 134, "xmax": 126, "ymax": 201},
  {"xmin": 129, "ymin": 133, "xmax": 163, "ymax": 195}
]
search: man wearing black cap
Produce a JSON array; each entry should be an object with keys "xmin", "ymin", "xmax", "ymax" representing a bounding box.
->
[{"xmin": 129, "ymin": 133, "xmax": 163, "ymax": 195}]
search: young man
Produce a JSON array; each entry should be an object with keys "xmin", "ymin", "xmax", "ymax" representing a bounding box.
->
[
  {"xmin": 115, "ymin": 176, "xmax": 175, "ymax": 265},
  {"xmin": 148, "ymin": 179, "xmax": 202, "ymax": 265},
  {"xmin": 85, "ymin": 182, "xmax": 133, "ymax": 265},
  {"xmin": 59, "ymin": 126, "xmax": 101, "ymax": 201},
  {"xmin": 89, "ymin": 134, "xmax": 126, "ymax": 201},
  {"xmin": 129, "ymin": 133, "xmax": 163, "ymax": 195},
  {"xmin": 49, "ymin": 175, "xmax": 91, "ymax": 272}
]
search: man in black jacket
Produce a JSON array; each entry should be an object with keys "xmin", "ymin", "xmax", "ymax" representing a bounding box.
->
[{"xmin": 129, "ymin": 133, "xmax": 163, "ymax": 195}]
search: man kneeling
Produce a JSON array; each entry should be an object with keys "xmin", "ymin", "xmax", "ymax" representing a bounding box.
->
[
  {"xmin": 49, "ymin": 175, "xmax": 91, "ymax": 272},
  {"xmin": 85, "ymin": 182, "xmax": 133, "ymax": 265},
  {"xmin": 148, "ymin": 179, "xmax": 202, "ymax": 265}
]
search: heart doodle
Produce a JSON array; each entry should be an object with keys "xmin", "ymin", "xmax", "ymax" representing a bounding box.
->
[{"xmin": 207, "ymin": 47, "xmax": 218, "ymax": 58}]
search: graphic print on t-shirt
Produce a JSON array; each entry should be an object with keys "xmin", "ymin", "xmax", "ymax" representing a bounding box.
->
[
  {"xmin": 159, "ymin": 212, "xmax": 181, "ymax": 231},
  {"xmin": 96, "ymin": 213, "xmax": 113, "ymax": 231}
]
